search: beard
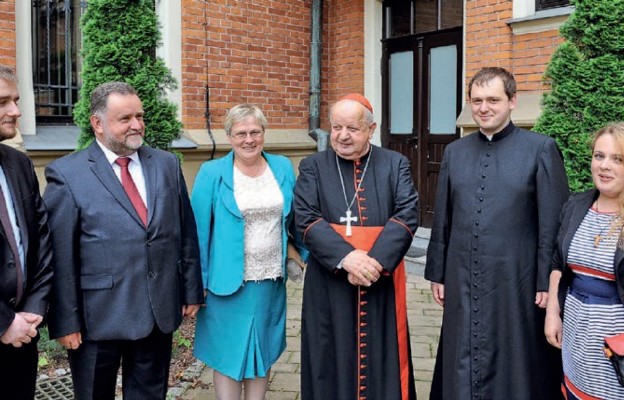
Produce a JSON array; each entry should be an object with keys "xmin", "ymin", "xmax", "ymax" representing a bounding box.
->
[
  {"xmin": 104, "ymin": 133, "xmax": 144, "ymax": 156},
  {"xmin": 0, "ymin": 119, "xmax": 18, "ymax": 141}
]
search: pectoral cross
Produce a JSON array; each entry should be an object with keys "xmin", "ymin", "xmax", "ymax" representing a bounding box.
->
[{"xmin": 340, "ymin": 209, "xmax": 358, "ymax": 237}]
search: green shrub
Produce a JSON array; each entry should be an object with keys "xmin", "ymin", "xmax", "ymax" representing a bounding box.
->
[
  {"xmin": 533, "ymin": 0, "xmax": 624, "ymax": 192},
  {"xmin": 73, "ymin": 0, "xmax": 182, "ymax": 151}
]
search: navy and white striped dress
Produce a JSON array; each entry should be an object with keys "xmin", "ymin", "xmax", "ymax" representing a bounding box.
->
[{"xmin": 563, "ymin": 207, "xmax": 624, "ymax": 400}]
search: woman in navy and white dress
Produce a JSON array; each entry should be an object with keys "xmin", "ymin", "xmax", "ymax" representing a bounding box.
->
[{"xmin": 546, "ymin": 122, "xmax": 624, "ymax": 400}]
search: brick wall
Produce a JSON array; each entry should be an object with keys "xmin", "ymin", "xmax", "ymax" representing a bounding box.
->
[
  {"xmin": 180, "ymin": 0, "xmax": 366, "ymax": 133},
  {"xmin": 0, "ymin": 0, "xmax": 16, "ymax": 68},
  {"xmin": 320, "ymin": 0, "xmax": 365, "ymax": 128},
  {"xmin": 181, "ymin": 0, "xmax": 313, "ymax": 131},
  {"xmin": 464, "ymin": 0, "xmax": 563, "ymax": 94}
]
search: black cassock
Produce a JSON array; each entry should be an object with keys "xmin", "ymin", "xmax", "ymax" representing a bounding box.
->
[
  {"xmin": 425, "ymin": 123, "xmax": 569, "ymax": 400},
  {"xmin": 294, "ymin": 145, "xmax": 419, "ymax": 400}
]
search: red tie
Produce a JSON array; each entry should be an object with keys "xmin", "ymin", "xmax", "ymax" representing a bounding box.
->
[
  {"xmin": 0, "ymin": 183, "xmax": 23, "ymax": 304},
  {"xmin": 115, "ymin": 157, "xmax": 148, "ymax": 226}
]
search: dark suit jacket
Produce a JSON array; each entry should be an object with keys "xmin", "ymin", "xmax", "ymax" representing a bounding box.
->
[
  {"xmin": 43, "ymin": 142, "xmax": 203, "ymax": 341},
  {"xmin": 0, "ymin": 144, "xmax": 53, "ymax": 336},
  {"xmin": 552, "ymin": 189, "xmax": 624, "ymax": 310}
]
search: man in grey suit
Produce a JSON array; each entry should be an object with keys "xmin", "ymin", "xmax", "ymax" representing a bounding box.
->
[
  {"xmin": 0, "ymin": 66, "xmax": 53, "ymax": 400},
  {"xmin": 43, "ymin": 82, "xmax": 203, "ymax": 399}
]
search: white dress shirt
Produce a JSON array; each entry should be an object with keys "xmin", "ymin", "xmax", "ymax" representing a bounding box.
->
[{"xmin": 96, "ymin": 140, "xmax": 148, "ymax": 206}]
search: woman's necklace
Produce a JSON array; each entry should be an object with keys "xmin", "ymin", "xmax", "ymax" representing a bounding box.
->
[
  {"xmin": 235, "ymin": 157, "xmax": 265, "ymax": 178},
  {"xmin": 593, "ymin": 199, "xmax": 620, "ymax": 248},
  {"xmin": 335, "ymin": 146, "xmax": 372, "ymax": 237}
]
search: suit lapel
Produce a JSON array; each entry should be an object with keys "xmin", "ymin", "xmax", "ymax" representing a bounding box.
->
[
  {"xmin": 139, "ymin": 146, "xmax": 156, "ymax": 227},
  {"xmin": 0, "ymin": 147, "xmax": 29, "ymax": 257},
  {"xmin": 88, "ymin": 142, "xmax": 145, "ymax": 227},
  {"xmin": 220, "ymin": 152, "xmax": 243, "ymax": 218},
  {"xmin": 562, "ymin": 191, "xmax": 598, "ymax": 263}
]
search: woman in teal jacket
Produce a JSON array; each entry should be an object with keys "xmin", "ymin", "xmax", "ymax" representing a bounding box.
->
[{"xmin": 191, "ymin": 104, "xmax": 305, "ymax": 400}]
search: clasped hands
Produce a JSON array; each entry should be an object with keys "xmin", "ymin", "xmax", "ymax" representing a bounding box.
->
[
  {"xmin": 342, "ymin": 249, "xmax": 383, "ymax": 287},
  {"xmin": 0, "ymin": 312, "xmax": 42, "ymax": 348}
]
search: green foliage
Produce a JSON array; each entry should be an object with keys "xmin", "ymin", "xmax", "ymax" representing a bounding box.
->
[
  {"xmin": 534, "ymin": 0, "xmax": 624, "ymax": 192},
  {"xmin": 74, "ymin": 0, "xmax": 182, "ymax": 151},
  {"xmin": 37, "ymin": 326, "xmax": 65, "ymax": 368}
]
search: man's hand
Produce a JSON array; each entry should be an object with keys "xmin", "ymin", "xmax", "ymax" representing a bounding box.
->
[
  {"xmin": 431, "ymin": 282, "xmax": 445, "ymax": 307},
  {"xmin": 57, "ymin": 332, "xmax": 82, "ymax": 351},
  {"xmin": 347, "ymin": 273, "xmax": 367, "ymax": 286},
  {"xmin": 0, "ymin": 312, "xmax": 40, "ymax": 347},
  {"xmin": 341, "ymin": 249, "xmax": 383, "ymax": 287},
  {"xmin": 183, "ymin": 304, "xmax": 200, "ymax": 318},
  {"xmin": 535, "ymin": 291, "xmax": 548, "ymax": 309}
]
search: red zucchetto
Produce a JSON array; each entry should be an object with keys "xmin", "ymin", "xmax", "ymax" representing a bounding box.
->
[{"xmin": 338, "ymin": 93, "xmax": 373, "ymax": 114}]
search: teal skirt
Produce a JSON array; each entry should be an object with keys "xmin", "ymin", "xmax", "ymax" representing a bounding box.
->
[{"xmin": 193, "ymin": 278, "xmax": 286, "ymax": 381}]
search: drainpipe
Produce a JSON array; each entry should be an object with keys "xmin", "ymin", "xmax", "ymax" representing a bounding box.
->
[{"xmin": 309, "ymin": 0, "xmax": 328, "ymax": 151}]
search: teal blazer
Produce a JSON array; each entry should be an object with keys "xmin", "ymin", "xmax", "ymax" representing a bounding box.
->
[{"xmin": 191, "ymin": 151, "xmax": 303, "ymax": 296}]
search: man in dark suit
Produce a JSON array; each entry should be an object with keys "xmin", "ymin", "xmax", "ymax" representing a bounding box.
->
[
  {"xmin": 0, "ymin": 65, "xmax": 54, "ymax": 399},
  {"xmin": 43, "ymin": 82, "xmax": 203, "ymax": 399}
]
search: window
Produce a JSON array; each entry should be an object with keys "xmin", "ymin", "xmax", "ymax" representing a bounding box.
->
[
  {"xmin": 536, "ymin": 0, "xmax": 570, "ymax": 11},
  {"xmin": 383, "ymin": 0, "xmax": 462, "ymax": 39},
  {"xmin": 32, "ymin": 0, "xmax": 85, "ymax": 123}
]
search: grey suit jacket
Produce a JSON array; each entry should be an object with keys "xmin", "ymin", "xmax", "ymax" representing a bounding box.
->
[
  {"xmin": 0, "ymin": 144, "xmax": 53, "ymax": 336},
  {"xmin": 43, "ymin": 142, "xmax": 203, "ymax": 341}
]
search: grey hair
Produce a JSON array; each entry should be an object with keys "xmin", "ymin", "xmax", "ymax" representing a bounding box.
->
[
  {"xmin": 90, "ymin": 82, "xmax": 138, "ymax": 117},
  {"xmin": 329, "ymin": 99, "xmax": 375, "ymax": 125},
  {"xmin": 224, "ymin": 104, "xmax": 267, "ymax": 135},
  {"xmin": 0, "ymin": 65, "xmax": 18, "ymax": 83}
]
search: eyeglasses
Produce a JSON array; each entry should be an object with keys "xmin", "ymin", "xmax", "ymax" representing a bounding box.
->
[{"xmin": 231, "ymin": 130, "xmax": 263, "ymax": 140}]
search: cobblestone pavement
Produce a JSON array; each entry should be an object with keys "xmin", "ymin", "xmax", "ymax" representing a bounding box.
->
[{"xmin": 181, "ymin": 257, "xmax": 442, "ymax": 399}]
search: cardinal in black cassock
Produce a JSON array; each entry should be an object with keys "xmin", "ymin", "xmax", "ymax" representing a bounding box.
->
[{"xmin": 294, "ymin": 94, "xmax": 419, "ymax": 400}]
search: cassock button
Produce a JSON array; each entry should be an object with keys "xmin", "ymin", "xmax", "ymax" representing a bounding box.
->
[
  {"xmin": 473, "ymin": 271, "xmax": 478, "ymax": 275},
  {"xmin": 473, "ymin": 332, "xmax": 478, "ymax": 337},
  {"xmin": 473, "ymin": 320, "xmax": 479, "ymax": 325},
  {"xmin": 473, "ymin": 233, "xmax": 479, "ymax": 238},
  {"xmin": 482, "ymin": 174, "xmax": 486, "ymax": 178},
  {"xmin": 473, "ymin": 259, "xmax": 478, "ymax": 264},
  {"xmin": 481, "ymin": 185, "xmax": 485, "ymax": 190},
  {"xmin": 8, "ymin": 297, "xmax": 16, "ymax": 307},
  {"xmin": 473, "ymin": 308, "xmax": 478, "ymax": 313},
  {"xmin": 473, "ymin": 246, "xmax": 477, "ymax": 251},
  {"xmin": 479, "ymin": 197, "xmax": 483, "ymax": 202},
  {"xmin": 484, "ymin": 163, "xmax": 489, "ymax": 167},
  {"xmin": 473, "ymin": 295, "xmax": 478, "ymax": 300},
  {"xmin": 148, "ymin": 271, "xmax": 156, "ymax": 278},
  {"xmin": 475, "ymin": 221, "xmax": 479, "ymax": 226},
  {"xmin": 487, "ymin": 142, "xmax": 492, "ymax": 147},
  {"xmin": 473, "ymin": 282, "xmax": 478, "ymax": 287},
  {"xmin": 486, "ymin": 153, "xmax": 490, "ymax": 157},
  {"xmin": 477, "ymin": 209, "xmax": 482, "ymax": 213},
  {"xmin": 473, "ymin": 356, "xmax": 478, "ymax": 361},
  {"xmin": 474, "ymin": 368, "xmax": 479, "ymax": 373}
]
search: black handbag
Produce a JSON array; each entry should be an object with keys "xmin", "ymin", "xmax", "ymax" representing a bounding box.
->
[{"xmin": 604, "ymin": 333, "xmax": 624, "ymax": 386}]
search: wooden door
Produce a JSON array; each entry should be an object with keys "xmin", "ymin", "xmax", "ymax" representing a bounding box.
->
[{"xmin": 382, "ymin": 27, "xmax": 462, "ymax": 227}]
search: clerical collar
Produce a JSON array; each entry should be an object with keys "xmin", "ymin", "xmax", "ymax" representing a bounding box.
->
[{"xmin": 478, "ymin": 122, "xmax": 515, "ymax": 142}]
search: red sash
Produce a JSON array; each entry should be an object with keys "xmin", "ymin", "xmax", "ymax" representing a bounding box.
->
[{"xmin": 330, "ymin": 224, "xmax": 411, "ymax": 400}]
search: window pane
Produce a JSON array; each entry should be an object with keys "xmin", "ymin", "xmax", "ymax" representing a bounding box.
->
[
  {"xmin": 390, "ymin": 51, "xmax": 414, "ymax": 135},
  {"xmin": 429, "ymin": 45, "xmax": 457, "ymax": 134},
  {"xmin": 440, "ymin": 0, "xmax": 463, "ymax": 30},
  {"xmin": 536, "ymin": 0, "xmax": 570, "ymax": 11},
  {"xmin": 385, "ymin": 1, "xmax": 413, "ymax": 38},
  {"xmin": 32, "ymin": 0, "xmax": 84, "ymax": 121},
  {"xmin": 414, "ymin": 0, "xmax": 438, "ymax": 34}
]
